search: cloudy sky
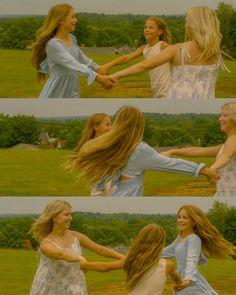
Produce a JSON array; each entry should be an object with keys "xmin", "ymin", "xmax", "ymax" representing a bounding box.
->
[{"xmin": 0, "ymin": 0, "xmax": 235, "ymax": 15}]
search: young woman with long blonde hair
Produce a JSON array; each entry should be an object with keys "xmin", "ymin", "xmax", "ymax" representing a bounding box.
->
[
  {"xmin": 162, "ymin": 102, "xmax": 236, "ymax": 197},
  {"xmin": 29, "ymin": 200, "xmax": 125, "ymax": 295},
  {"xmin": 110, "ymin": 6, "xmax": 225, "ymax": 99},
  {"xmin": 124, "ymin": 224, "xmax": 182, "ymax": 294},
  {"xmin": 98, "ymin": 16, "xmax": 171, "ymax": 98},
  {"xmin": 30, "ymin": 3, "xmax": 113, "ymax": 98},
  {"xmin": 162, "ymin": 205, "xmax": 236, "ymax": 294},
  {"xmin": 68, "ymin": 105, "xmax": 219, "ymax": 196}
]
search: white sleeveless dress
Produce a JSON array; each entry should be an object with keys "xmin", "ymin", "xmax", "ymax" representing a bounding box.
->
[
  {"xmin": 30, "ymin": 237, "xmax": 88, "ymax": 295},
  {"xmin": 143, "ymin": 41, "xmax": 170, "ymax": 98}
]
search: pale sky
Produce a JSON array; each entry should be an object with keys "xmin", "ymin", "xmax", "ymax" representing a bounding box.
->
[{"xmin": 0, "ymin": 0, "xmax": 235, "ymax": 15}]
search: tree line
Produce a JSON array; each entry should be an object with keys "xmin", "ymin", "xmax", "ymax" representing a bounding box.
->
[
  {"xmin": 0, "ymin": 202, "xmax": 235, "ymax": 250},
  {"xmin": 0, "ymin": 2, "xmax": 235, "ymax": 57},
  {"xmin": 0, "ymin": 113, "xmax": 226, "ymax": 149}
]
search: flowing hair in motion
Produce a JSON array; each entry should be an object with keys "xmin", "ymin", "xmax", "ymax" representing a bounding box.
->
[
  {"xmin": 75, "ymin": 113, "xmax": 110, "ymax": 152},
  {"xmin": 30, "ymin": 3, "xmax": 73, "ymax": 82},
  {"xmin": 124, "ymin": 224, "xmax": 166, "ymax": 292},
  {"xmin": 147, "ymin": 16, "xmax": 172, "ymax": 44},
  {"xmin": 178, "ymin": 205, "xmax": 236, "ymax": 259},
  {"xmin": 67, "ymin": 105, "xmax": 145, "ymax": 185},
  {"xmin": 29, "ymin": 200, "xmax": 71, "ymax": 242},
  {"xmin": 185, "ymin": 6, "xmax": 222, "ymax": 61}
]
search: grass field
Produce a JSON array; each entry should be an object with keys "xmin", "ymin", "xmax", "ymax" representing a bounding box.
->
[
  {"xmin": 0, "ymin": 249, "xmax": 235, "ymax": 295},
  {"xmin": 0, "ymin": 149, "xmax": 216, "ymax": 196},
  {"xmin": 0, "ymin": 49, "xmax": 235, "ymax": 98}
]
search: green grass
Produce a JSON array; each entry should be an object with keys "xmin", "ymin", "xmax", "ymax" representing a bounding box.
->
[
  {"xmin": 0, "ymin": 249, "xmax": 235, "ymax": 295},
  {"xmin": 0, "ymin": 149, "xmax": 216, "ymax": 196},
  {"xmin": 0, "ymin": 49, "xmax": 235, "ymax": 98}
]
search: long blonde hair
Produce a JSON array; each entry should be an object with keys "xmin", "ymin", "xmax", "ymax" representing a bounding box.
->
[
  {"xmin": 178, "ymin": 205, "xmax": 236, "ymax": 259},
  {"xmin": 29, "ymin": 200, "xmax": 72, "ymax": 242},
  {"xmin": 75, "ymin": 113, "xmax": 110, "ymax": 152},
  {"xmin": 67, "ymin": 105, "xmax": 145, "ymax": 184},
  {"xmin": 221, "ymin": 102, "xmax": 236, "ymax": 123},
  {"xmin": 30, "ymin": 3, "xmax": 73, "ymax": 82},
  {"xmin": 148, "ymin": 16, "xmax": 172, "ymax": 44},
  {"xmin": 124, "ymin": 224, "xmax": 166, "ymax": 292},
  {"xmin": 185, "ymin": 6, "xmax": 222, "ymax": 60}
]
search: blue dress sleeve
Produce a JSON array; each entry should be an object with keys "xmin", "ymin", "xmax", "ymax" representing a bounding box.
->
[
  {"xmin": 46, "ymin": 39, "xmax": 97, "ymax": 85},
  {"xmin": 184, "ymin": 234, "xmax": 201, "ymax": 282},
  {"xmin": 162, "ymin": 236, "xmax": 179, "ymax": 258},
  {"xmin": 136, "ymin": 143, "xmax": 205, "ymax": 177}
]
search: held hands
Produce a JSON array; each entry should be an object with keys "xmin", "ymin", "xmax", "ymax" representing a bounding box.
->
[
  {"xmin": 96, "ymin": 74, "xmax": 116, "ymax": 88},
  {"xmin": 96, "ymin": 65, "xmax": 109, "ymax": 75},
  {"xmin": 78, "ymin": 255, "xmax": 87, "ymax": 262},
  {"xmin": 205, "ymin": 167, "xmax": 220, "ymax": 184},
  {"xmin": 174, "ymin": 279, "xmax": 191, "ymax": 291}
]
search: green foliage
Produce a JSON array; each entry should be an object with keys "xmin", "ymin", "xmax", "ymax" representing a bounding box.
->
[{"xmin": 0, "ymin": 114, "xmax": 39, "ymax": 147}]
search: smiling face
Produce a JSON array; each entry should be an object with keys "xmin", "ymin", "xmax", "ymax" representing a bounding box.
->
[
  {"xmin": 144, "ymin": 19, "xmax": 162, "ymax": 43},
  {"xmin": 53, "ymin": 205, "xmax": 72, "ymax": 230},
  {"xmin": 219, "ymin": 106, "xmax": 236, "ymax": 135},
  {"xmin": 177, "ymin": 209, "xmax": 195, "ymax": 234},
  {"xmin": 94, "ymin": 116, "xmax": 112, "ymax": 137},
  {"xmin": 61, "ymin": 8, "xmax": 77, "ymax": 32}
]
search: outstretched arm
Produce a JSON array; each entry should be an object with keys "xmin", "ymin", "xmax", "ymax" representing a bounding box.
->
[
  {"xmin": 166, "ymin": 260, "xmax": 182, "ymax": 284},
  {"xmin": 97, "ymin": 46, "xmax": 144, "ymax": 75},
  {"xmin": 211, "ymin": 136, "xmax": 236, "ymax": 170},
  {"xmin": 40, "ymin": 240, "xmax": 86, "ymax": 263},
  {"xmin": 77, "ymin": 232, "xmax": 124, "ymax": 259},
  {"xmin": 80, "ymin": 256, "xmax": 126, "ymax": 272},
  {"xmin": 161, "ymin": 145, "xmax": 222, "ymax": 158},
  {"xmin": 110, "ymin": 44, "xmax": 176, "ymax": 81}
]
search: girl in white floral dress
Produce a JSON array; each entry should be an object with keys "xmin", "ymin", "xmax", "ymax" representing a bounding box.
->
[
  {"xmin": 29, "ymin": 200, "xmax": 125, "ymax": 295},
  {"xmin": 110, "ymin": 6, "xmax": 226, "ymax": 99}
]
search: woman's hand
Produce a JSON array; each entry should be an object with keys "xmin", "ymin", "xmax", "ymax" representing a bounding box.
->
[
  {"xmin": 96, "ymin": 74, "xmax": 115, "ymax": 88},
  {"xmin": 174, "ymin": 279, "xmax": 191, "ymax": 291},
  {"xmin": 97, "ymin": 65, "xmax": 109, "ymax": 75}
]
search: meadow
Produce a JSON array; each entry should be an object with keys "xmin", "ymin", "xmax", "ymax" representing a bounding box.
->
[
  {"xmin": 0, "ymin": 248, "xmax": 235, "ymax": 295},
  {"xmin": 0, "ymin": 49, "xmax": 235, "ymax": 98},
  {"xmin": 0, "ymin": 149, "xmax": 216, "ymax": 196}
]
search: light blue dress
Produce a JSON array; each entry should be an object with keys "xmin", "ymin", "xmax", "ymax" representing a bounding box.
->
[
  {"xmin": 30, "ymin": 237, "xmax": 87, "ymax": 295},
  {"xmin": 162, "ymin": 234, "xmax": 218, "ymax": 295},
  {"xmin": 110, "ymin": 142, "xmax": 205, "ymax": 197},
  {"xmin": 167, "ymin": 46, "xmax": 224, "ymax": 99},
  {"xmin": 214, "ymin": 145, "xmax": 236, "ymax": 197},
  {"xmin": 39, "ymin": 34, "xmax": 98, "ymax": 98}
]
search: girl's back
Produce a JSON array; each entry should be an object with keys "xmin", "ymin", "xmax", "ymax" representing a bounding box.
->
[{"xmin": 128, "ymin": 259, "xmax": 166, "ymax": 295}]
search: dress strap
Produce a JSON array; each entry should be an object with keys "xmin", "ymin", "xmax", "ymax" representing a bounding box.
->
[
  {"xmin": 217, "ymin": 54, "xmax": 230, "ymax": 73},
  {"xmin": 177, "ymin": 47, "xmax": 190, "ymax": 65},
  {"xmin": 43, "ymin": 238, "xmax": 62, "ymax": 249}
]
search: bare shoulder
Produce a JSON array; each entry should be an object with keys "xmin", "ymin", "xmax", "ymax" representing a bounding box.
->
[{"xmin": 161, "ymin": 41, "xmax": 170, "ymax": 50}]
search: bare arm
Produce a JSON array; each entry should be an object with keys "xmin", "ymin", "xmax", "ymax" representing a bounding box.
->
[
  {"xmin": 40, "ymin": 240, "xmax": 85, "ymax": 262},
  {"xmin": 166, "ymin": 260, "xmax": 182, "ymax": 284},
  {"xmin": 80, "ymin": 256, "xmax": 126, "ymax": 272},
  {"xmin": 211, "ymin": 136, "xmax": 236, "ymax": 170},
  {"xmin": 110, "ymin": 44, "xmax": 176, "ymax": 81},
  {"xmin": 97, "ymin": 46, "xmax": 144, "ymax": 75},
  {"xmin": 77, "ymin": 232, "xmax": 124, "ymax": 259},
  {"xmin": 161, "ymin": 145, "xmax": 222, "ymax": 158}
]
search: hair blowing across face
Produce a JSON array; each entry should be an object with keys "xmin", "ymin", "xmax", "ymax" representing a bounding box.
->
[{"xmin": 67, "ymin": 105, "xmax": 145, "ymax": 185}]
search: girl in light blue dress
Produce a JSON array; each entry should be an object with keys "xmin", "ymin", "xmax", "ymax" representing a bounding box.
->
[
  {"xmin": 162, "ymin": 205, "xmax": 236, "ymax": 294},
  {"xmin": 30, "ymin": 200, "xmax": 125, "ymax": 295},
  {"xmin": 68, "ymin": 105, "xmax": 219, "ymax": 196},
  {"xmin": 110, "ymin": 6, "xmax": 226, "ymax": 99},
  {"xmin": 30, "ymin": 4, "xmax": 113, "ymax": 98}
]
